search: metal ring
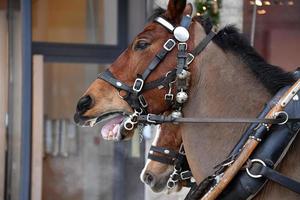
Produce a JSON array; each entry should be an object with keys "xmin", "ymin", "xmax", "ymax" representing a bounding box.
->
[
  {"xmin": 246, "ymin": 159, "xmax": 266, "ymax": 179},
  {"xmin": 165, "ymin": 71, "xmax": 172, "ymax": 77},
  {"xmin": 167, "ymin": 179, "xmax": 177, "ymax": 189},
  {"xmin": 174, "ymin": 165, "xmax": 182, "ymax": 172},
  {"xmin": 134, "ymin": 108, "xmax": 143, "ymax": 115},
  {"xmin": 165, "ymin": 71, "xmax": 176, "ymax": 84},
  {"xmin": 274, "ymin": 111, "xmax": 289, "ymax": 125},
  {"xmin": 124, "ymin": 119, "xmax": 134, "ymax": 130},
  {"xmin": 146, "ymin": 114, "xmax": 157, "ymax": 124}
]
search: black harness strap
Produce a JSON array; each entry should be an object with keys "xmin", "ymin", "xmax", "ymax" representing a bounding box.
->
[
  {"xmin": 143, "ymin": 69, "xmax": 177, "ymax": 90},
  {"xmin": 148, "ymin": 154, "xmax": 175, "ymax": 165},
  {"xmin": 259, "ymin": 165, "xmax": 300, "ymax": 194},
  {"xmin": 140, "ymin": 39, "xmax": 176, "ymax": 82},
  {"xmin": 191, "ymin": 31, "xmax": 216, "ymax": 56},
  {"xmin": 148, "ymin": 145, "xmax": 178, "ymax": 165},
  {"xmin": 150, "ymin": 145, "xmax": 179, "ymax": 158},
  {"xmin": 138, "ymin": 114, "xmax": 296, "ymax": 125},
  {"xmin": 98, "ymin": 70, "xmax": 133, "ymax": 93}
]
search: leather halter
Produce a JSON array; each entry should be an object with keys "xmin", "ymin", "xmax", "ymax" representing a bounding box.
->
[
  {"xmin": 148, "ymin": 144, "xmax": 195, "ymax": 189},
  {"xmin": 98, "ymin": 15, "xmax": 216, "ymax": 130}
]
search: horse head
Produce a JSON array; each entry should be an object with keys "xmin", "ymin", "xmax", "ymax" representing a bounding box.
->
[
  {"xmin": 74, "ymin": 0, "xmax": 197, "ymax": 141},
  {"xmin": 140, "ymin": 122, "xmax": 184, "ymax": 192}
]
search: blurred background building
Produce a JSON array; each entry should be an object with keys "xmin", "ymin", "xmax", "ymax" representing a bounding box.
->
[{"xmin": 0, "ymin": 0, "xmax": 299, "ymax": 200}]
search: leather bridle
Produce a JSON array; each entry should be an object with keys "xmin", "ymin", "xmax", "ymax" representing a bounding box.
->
[
  {"xmin": 98, "ymin": 15, "xmax": 217, "ymax": 131},
  {"xmin": 148, "ymin": 144, "xmax": 195, "ymax": 189}
]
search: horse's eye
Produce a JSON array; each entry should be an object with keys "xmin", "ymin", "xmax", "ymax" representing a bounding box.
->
[{"xmin": 134, "ymin": 40, "xmax": 150, "ymax": 51}]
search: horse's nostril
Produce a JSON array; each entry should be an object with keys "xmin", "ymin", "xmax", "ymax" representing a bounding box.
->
[
  {"xmin": 77, "ymin": 95, "xmax": 93, "ymax": 112},
  {"xmin": 144, "ymin": 172, "xmax": 154, "ymax": 185}
]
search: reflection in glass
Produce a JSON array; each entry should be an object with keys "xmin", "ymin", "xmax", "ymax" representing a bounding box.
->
[{"xmin": 32, "ymin": 0, "xmax": 118, "ymax": 45}]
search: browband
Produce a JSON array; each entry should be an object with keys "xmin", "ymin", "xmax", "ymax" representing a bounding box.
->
[{"xmin": 154, "ymin": 17, "xmax": 175, "ymax": 32}]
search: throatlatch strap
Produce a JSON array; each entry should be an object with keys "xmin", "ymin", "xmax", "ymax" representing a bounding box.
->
[{"xmin": 191, "ymin": 31, "xmax": 216, "ymax": 56}]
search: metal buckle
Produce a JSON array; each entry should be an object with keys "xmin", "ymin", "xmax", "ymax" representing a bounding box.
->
[
  {"xmin": 138, "ymin": 95, "xmax": 148, "ymax": 108},
  {"xmin": 180, "ymin": 171, "xmax": 192, "ymax": 180},
  {"xmin": 133, "ymin": 78, "xmax": 144, "ymax": 93},
  {"xmin": 165, "ymin": 93, "xmax": 174, "ymax": 101},
  {"xmin": 146, "ymin": 114, "xmax": 157, "ymax": 124},
  {"xmin": 124, "ymin": 119, "xmax": 135, "ymax": 130},
  {"xmin": 187, "ymin": 53, "xmax": 195, "ymax": 65},
  {"xmin": 163, "ymin": 39, "xmax": 176, "ymax": 51},
  {"xmin": 246, "ymin": 159, "xmax": 266, "ymax": 179},
  {"xmin": 124, "ymin": 110, "xmax": 140, "ymax": 130},
  {"xmin": 178, "ymin": 144, "xmax": 185, "ymax": 155},
  {"xmin": 167, "ymin": 179, "xmax": 177, "ymax": 189},
  {"xmin": 178, "ymin": 42, "xmax": 187, "ymax": 50}
]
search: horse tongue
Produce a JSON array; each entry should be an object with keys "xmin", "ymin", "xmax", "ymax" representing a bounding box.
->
[{"xmin": 101, "ymin": 116, "xmax": 124, "ymax": 139}]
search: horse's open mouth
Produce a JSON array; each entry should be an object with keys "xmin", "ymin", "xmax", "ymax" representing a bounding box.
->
[{"xmin": 95, "ymin": 111, "xmax": 130, "ymax": 140}]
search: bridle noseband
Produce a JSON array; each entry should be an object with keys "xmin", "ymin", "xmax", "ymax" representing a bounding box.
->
[
  {"xmin": 98, "ymin": 15, "xmax": 216, "ymax": 131},
  {"xmin": 148, "ymin": 144, "xmax": 195, "ymax": 189}
]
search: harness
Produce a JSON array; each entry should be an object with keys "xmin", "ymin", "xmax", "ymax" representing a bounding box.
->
[
  {"xmin": 97, "ymin": 13, "xmax": 300, "ymax": 199},
  {"xmin": 185, "ymin": 86, "xmax": 300, "ymax": 200},
  {"xmin": 148, "ymin": 144, "xmax": 195, "ymax": 189},
  {"xmin": 98, "ymin": 15, "xmax": 217, "ymax": 131}
]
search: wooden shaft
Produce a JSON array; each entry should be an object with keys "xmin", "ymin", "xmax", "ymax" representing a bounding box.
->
[{"xmin": 201, "ymin": 79, "xmax": 300, "ymax": 200}]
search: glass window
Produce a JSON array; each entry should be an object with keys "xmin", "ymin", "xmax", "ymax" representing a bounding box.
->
[
  {"xmin": 243, "ymin": 1, "xmax": 300, "ymax": 71},
  {"xmin": 41, "ymin": 63, "xmax": 144, "ymax": 200},
  {"xmin": 32, "ymin": 0, "xmax": 118, "ymax": 45}
]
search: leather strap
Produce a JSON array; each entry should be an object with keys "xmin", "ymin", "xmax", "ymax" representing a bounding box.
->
[
  {"xmin": 148, "ymin": 153, "xmax": 175, "ymax": 165},
  {"xmin": 138, "ymin": 114, "xmax": 298, "ymax": 124},
  {"xmin": 98, "ymin": 70, "xmax": 133, "ymax": 93},
  {"xmin": 149, "ymin": 145, "xmax": 179, "ymax": 158},
  {"xmin": 191, "ymin": 31, "xmax": 216, "ymax": 56},
  {"xmin": 260, "ymin": 166, "xmax": 300, "ymax": 194}
]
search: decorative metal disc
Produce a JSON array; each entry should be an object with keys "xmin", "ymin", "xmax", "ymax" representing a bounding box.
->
[{"xmin": 174, "ymin": 26, "xmax": 190, "ymax": 42}]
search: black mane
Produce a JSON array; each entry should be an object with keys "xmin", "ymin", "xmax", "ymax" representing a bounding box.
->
[{"xmin": 150, "ymin": 9, "xmax": 295, "ymax": 94}]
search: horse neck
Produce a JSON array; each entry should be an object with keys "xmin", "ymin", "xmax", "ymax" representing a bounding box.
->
[{"xmin": 181, "ymin": 23, "xmax": 272, "ymax": 181}]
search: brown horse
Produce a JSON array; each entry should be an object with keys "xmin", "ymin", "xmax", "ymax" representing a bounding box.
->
[
  {"xmin": 140, "ymin": 121, "xmax": 196, "ymax": 194},
  {"xmin": 140, "ymin": 122, "xmax": 184, "ymax": 192},
  {"xmin": 74, "ymin": 0, "xmax": 300, "ymax": 199}
]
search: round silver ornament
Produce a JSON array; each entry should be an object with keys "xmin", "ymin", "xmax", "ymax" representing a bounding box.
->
[
  {"xmin": 171, "ymin": 110, "xmax": 183, "ymax": 118},
  {"xmin": 176, "ymin": 91, "xmax": 188, "ymax": 103},
  {"xmin": 177, "ymin": 69, "xmax": 188, "ymax": 79},
  {"xmin": 173, "ymin": 26, "xmax": 189, "ymax": 42}
]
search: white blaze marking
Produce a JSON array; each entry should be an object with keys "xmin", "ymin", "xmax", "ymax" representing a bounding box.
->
[{"xmin": 140, "ymin": 125, "xmax": 161, "ymax": 182}]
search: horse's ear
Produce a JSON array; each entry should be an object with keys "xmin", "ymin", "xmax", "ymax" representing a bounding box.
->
[
  {"xmin": 183, "ymin": 3, "xmax": 193, "ymax": 16},
  {"xmin": 166, "ymin": 0, "xmax": 187, "ymax": 22}
]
